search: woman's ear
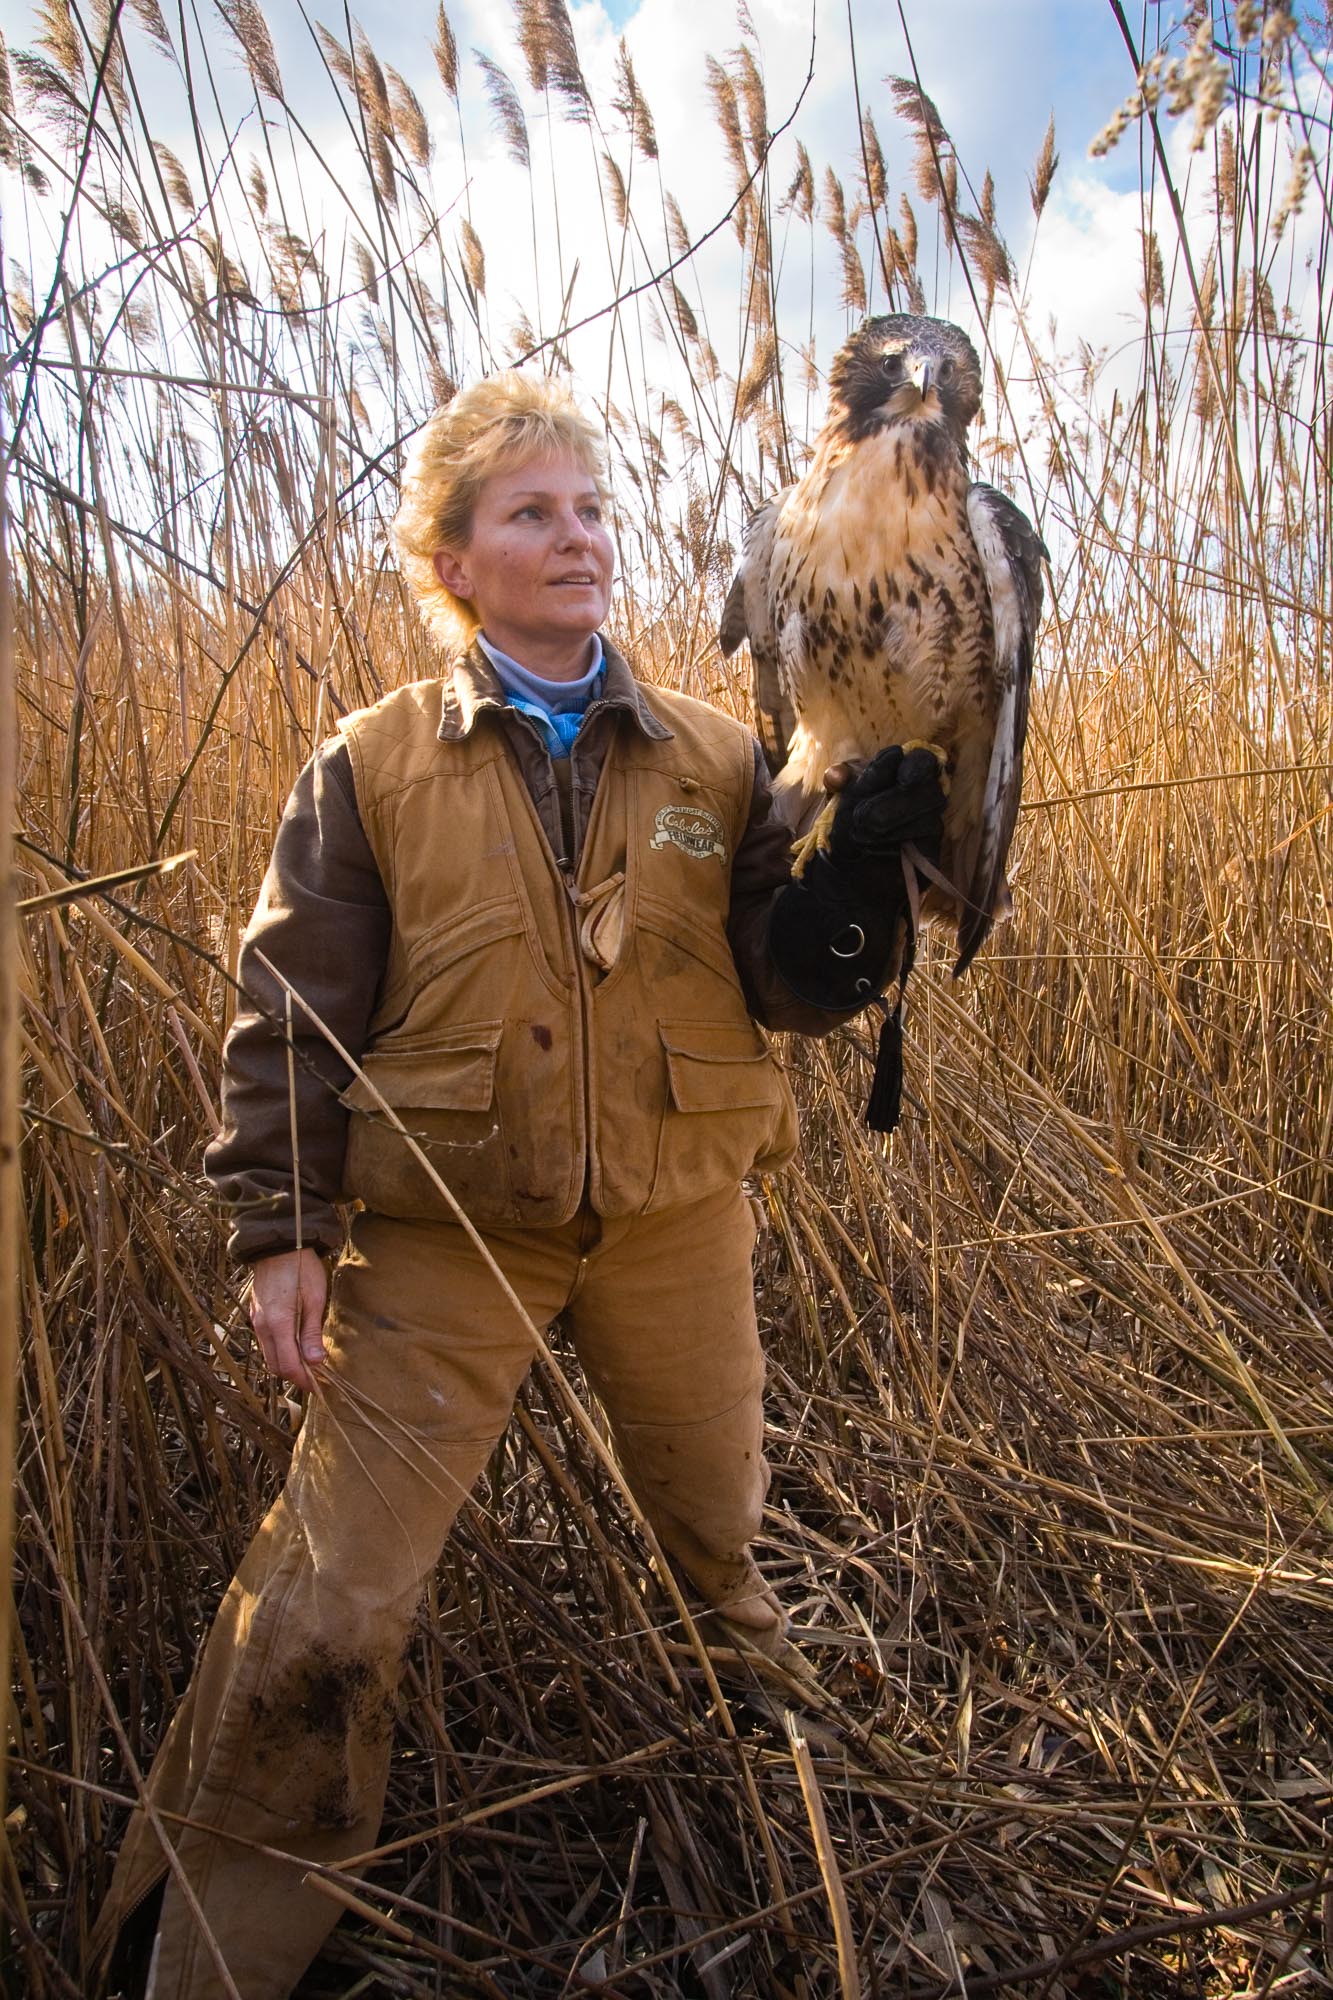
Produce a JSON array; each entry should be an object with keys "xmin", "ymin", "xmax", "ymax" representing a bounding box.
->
[{"xmin": 433, "ymin": 546, "xmax": 472, "ymax": 596}]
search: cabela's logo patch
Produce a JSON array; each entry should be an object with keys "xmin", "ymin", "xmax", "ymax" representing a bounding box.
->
[{"xmin": 650, "ymin": 803, "xmax": 727, "ymax": 862}]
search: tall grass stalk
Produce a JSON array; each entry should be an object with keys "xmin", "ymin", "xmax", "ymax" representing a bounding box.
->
[
  {"xmin": 3, "ymin": 0, "xmax": 1332, "ymax": 1991},
  {"xmin": 1, "ymin": 429, "xmax": 18, "ymax": 1837}
]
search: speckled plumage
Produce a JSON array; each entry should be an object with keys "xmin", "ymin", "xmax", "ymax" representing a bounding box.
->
[{"xmin": 720, "ymin": 313, "xmax": 1045, "ymax": 974}]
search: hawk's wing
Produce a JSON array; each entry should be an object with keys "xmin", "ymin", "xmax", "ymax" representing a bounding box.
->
[
  {"xmin": 719, "ymin": 493, "xmax": 793, "ymax": 777},
  {"xmin": 956, "ymin": 483, "xmax": 1046, "ymax": 976}
]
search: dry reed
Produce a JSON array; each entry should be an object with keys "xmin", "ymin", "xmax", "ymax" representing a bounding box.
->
[{"xmin": 3, "ymin": 1, "xmax": 1332, "ymax": 1994}]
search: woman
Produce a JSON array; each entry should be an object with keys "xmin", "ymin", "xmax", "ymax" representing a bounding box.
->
[{"xmin": 97, "ymin": 372, "xmax": 942, "ymax": 2000}]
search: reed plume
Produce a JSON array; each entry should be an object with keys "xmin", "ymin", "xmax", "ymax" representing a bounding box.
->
[{"xmin": 474, "ymin": 50, "xmax": 530, "ymax": 170}]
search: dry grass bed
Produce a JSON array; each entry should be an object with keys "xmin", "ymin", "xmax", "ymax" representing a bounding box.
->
[
  {"xmin": 4, "ymin": 0, "xmax": 1332, "ymax": 1993},
  {"xmin": 8, "ymin": 667, "xmax": 1331, "ymax": 1997}
]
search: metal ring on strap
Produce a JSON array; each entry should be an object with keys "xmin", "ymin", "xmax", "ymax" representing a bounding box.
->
[{"xmin": 830, "ymin": 923, "xmax": 866, "ymax": 960}]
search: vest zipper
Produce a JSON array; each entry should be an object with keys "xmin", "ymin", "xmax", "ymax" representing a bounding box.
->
[
  {"xmin": 509, "ymin": 750, "xmax": 597, "ymax": 1214},
  {"xmin": 563, "ymin": 733, "xmax": 620, "ymax": 1211},
  {"xmin": 551, "ymin": 852, "xmax": 599, "ymax": 1210}
]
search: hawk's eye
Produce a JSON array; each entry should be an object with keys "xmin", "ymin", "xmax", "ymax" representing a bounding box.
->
[
  {"xmin": 938, "ymin": 357, "xmax": 955, "ymax": 383},
  {"xmin": 880, "ymin": 352, "xmax": 903, "ymax": 378}
]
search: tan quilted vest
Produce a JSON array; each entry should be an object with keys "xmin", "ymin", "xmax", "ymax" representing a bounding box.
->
[{"xmin": 336, "ymin": 674, "xmax": 798, "ymax": 1226}]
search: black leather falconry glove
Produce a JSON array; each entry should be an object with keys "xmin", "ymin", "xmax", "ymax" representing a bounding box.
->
[
  {"xmin": 767, "ymin": 745, "xmax": 946, "ymax": 1135},
  {"xmin": 767, "ymin": 746, "xmax": 946, "ymax": 1012}
]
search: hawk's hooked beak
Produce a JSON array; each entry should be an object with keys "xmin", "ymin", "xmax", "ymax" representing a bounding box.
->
[{"xmin": 912, "ymin": 357, "xmax": 935, "ymax": 402}]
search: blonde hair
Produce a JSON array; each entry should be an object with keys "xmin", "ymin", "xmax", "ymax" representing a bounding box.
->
[{"xmin": 393, "ymin": 371, "xmax": 608, "ymax": 654}]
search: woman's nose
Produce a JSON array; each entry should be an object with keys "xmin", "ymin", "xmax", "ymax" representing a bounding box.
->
[{"xmin": 555, "ymin": 509, "xmax": 593, "ymax": 547}]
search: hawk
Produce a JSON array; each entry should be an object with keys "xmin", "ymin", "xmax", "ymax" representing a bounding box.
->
[{"xmin": 720, "ymin": 313, "xmax": 1045, "ymax": 975}]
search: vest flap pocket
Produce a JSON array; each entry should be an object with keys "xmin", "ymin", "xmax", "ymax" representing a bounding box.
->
[
  {"xmin": 660, "ymin": 1020, "xmax": 780, "ymax": 1113},
  {"xmin": 342, "ymin": 1020, "xmax": 503, "ymax": 1114}
]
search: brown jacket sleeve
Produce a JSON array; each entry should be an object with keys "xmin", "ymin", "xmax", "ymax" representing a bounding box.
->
[
  {"xmin": 726, "ymin": 742, "xmax": 864, "ymax": 1037},
  {"xmin": 204, "ymin": 740, "xmax": 390, "ymax": 1263}
]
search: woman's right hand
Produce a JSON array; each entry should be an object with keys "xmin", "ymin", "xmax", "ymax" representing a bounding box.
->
[{"xmin": 248, "ymin": 1248, "xmax": 329, "ymax": 1389}]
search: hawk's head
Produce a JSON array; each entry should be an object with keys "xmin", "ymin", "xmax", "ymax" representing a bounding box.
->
[{"xmin": 828, "ymin": 314, "xmax": 982, "ymax": 448}]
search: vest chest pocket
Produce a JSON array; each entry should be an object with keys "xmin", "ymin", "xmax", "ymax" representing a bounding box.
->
[
  {"xmin": 340, "ymin": 1020, "xmax": 517, "ymax": 1223},
  {"xmin": 647, "ymin": 1020, "xmax": 796, "ymax": 1210}
]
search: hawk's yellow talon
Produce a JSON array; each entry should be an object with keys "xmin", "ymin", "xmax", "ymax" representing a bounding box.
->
[{"xmin": 790, "ymin": 796, "xmax": 840, "ymax": 879}]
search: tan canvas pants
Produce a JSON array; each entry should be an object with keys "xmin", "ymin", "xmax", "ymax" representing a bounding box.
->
[{"xmin": 96, "ymin": 1187, "xmax": 783, "ymax": 2000}]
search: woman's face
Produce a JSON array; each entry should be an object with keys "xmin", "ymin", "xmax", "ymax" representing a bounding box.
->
[{"xmin": 432, "ymin": 450, "xmax": 614, "ymax": 674}]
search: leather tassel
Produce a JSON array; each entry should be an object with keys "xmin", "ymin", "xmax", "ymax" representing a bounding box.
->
[
  {"xmin": 865, "ymin": 999, "xmax": 904, "ymax": 1134},
  {"xmin": 865, "ymin": 912, "xmax": 917, "ymax": 1135}
]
